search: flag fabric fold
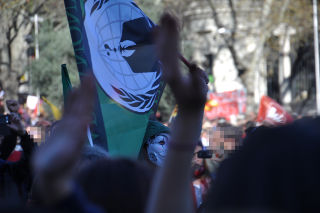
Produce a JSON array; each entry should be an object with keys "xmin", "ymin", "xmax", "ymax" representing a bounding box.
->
[
  {"xmin": 61, "ymin": 64, "xmax": 73, "ymax": 104},
  {"xmin": 256, "ymin": 96, "xmax": 293, "ymax": 126},
  {"xmin": 42, "ymin": 96, "xmax": 62, "ymax": 120},
  {"xmin": 64, "ymin": 0, "xmax": 164, "ymax": 157}
]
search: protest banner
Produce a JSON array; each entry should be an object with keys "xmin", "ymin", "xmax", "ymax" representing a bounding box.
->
[{"xmin": 204, "ymin": 90, "xmax": 246, "ymax": 121}]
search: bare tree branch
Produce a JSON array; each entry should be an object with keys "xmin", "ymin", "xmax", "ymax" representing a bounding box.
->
[
  {"xmin": 228, "ymin": 0, "xmax": 237, "ymax": 34},
  {"xmin": 206, "ymin": 0, "xmax": 223, "ymax": 29},
  {"xmin": 206, "ymin": 0, "xmax": 245, "ymax": 75}
]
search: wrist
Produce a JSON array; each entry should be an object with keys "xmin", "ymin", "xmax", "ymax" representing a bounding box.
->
[
  {"xmin": 176, "ymin": 108, "xmax": 204, "ymax": 120},
  {"xmin": 177, "ymin": 104, "xmax": 205, "ymax": 115},
  {"xmin": 169, "ymin": 142, "xmax": 195, "ymax": 152}
]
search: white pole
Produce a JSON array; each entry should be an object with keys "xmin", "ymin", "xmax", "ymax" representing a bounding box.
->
[
  {"xmin": 35, "ymin": 14, "xmax": 40, "ymax": 116},
  {"xmin": 313, "ymin": 0, "xmax": 320, "ymax": 115},
  {"xmin": 34, "ymin": 14, "xmax": 39, "ymax": 60},
  {"xmin": 36, "ymin": 88, "xmax": 40, "ymax": 116}
]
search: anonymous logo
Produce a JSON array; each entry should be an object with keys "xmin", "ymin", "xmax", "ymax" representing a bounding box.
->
[{"xmin": 84, "ymin": 0, "xmax": 161, "ymax": 113}]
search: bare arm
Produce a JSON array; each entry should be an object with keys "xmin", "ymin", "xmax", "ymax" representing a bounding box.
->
[
  {"xmin": 147, "ymin": 13, "xmax": 208, "ymax": 213},
  {"xmin": 32, "ymin": 76, "xmax": 96, "ymax": 205}
]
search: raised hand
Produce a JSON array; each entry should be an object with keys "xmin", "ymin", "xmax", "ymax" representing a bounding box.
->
[
  {"xmin": 155, "ymin": 13, "xmax": 208, "ymax": 113},
  {"xmin": 32, "ymin": 75, "xmax": 96, "ymax": 204},
  {"xmin": 147, "ymin": 13, "xmax": 207, "ymax": 213}
]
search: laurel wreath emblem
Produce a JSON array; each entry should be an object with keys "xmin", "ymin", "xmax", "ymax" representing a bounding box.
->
[{"xmin": 111, "ymin": 68, "xmax": 162, "ymax": 110}]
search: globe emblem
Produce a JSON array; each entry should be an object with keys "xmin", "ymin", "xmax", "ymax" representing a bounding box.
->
[{"xmin": 84, "ymin": 0, "xmax": 161, "ymax": 113}]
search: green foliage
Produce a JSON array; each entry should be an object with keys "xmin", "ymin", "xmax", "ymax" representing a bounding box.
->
[
  {"xmin": 135, "ymin": 0, "xmax": 163, "ymax": 22},
  {"xmin": 158, "ymin": 85, "xmax": 176, "ymax": 122},
  {"xmin": 30, "ymin": 19, "xmax": 79, "ymax": 113}
]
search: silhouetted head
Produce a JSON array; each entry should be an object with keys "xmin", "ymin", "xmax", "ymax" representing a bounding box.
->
[
  {"xmin": 76, "ymin": 158, "xmax": 154, "ymax": 213},
  {"xmin": 204, "ymin": 117, "xmax": 320, "ymax": 212}
]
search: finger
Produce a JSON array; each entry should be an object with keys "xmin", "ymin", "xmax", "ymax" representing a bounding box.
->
[
  {"xmin": 80, "ymin": 74, "xmax": 96, "ymax": 104},
  {"xmin": 157, "ymin": 14, "xmax": 179, "ymax": 57},
  {"xmin": 190, "ymin": 65, "xmax": 209, "ymax": 87},
  {"xmin": 78, "ymin": 74, "xmax": 96, "ymax": 117},
  {"xmin": 189, "ymin": 67, "xmax": 208, "ymax": 104},
  {"xmin": 195, "ymin": 67, "xmax": 209, "ymax": 85},
  {"xmin": 159, "ymin": 12, "xmax": 179, "ymax": 35},
  {"xmin": 64, "ymin": 74, "xmax": 96, "ymax": 118},
  {"xmin": 188, "ymin": 63, "xmax": 209, "ymax": 84}
]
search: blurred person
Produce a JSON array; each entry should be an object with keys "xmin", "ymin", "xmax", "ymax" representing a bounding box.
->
[
  {"xmin": 203, "ymin": 117, "xmax": 320, "ymax": 212},
  {"xmin": 76, "ymin": 158, "xmax": 154, "ymax": 213},
  {"xmin": 139, "ymin": 120, "xmax": 171, "ymax": 168},
  {"xmin": 29, "ymin": 144, "xmax": 109, "ymax": 207},
  {"xmin": 146, "ymin": 13, "xmax": 208, "ymax": 213},
  {"xmin": 204, "ymin": 122, "xmax": 243, "ymax": 181},
  {"xmin": 6, "ymin": 100, "xmax": 20, "ymax": 113},
  {"xmin": 142, "ymin": 122, "xmax": 211, "ymax": 211},
  {"xmin": 243, "ymin": 120, "xmax": 257, "ymax": 138},
  {"xmin": 210, "ymin": 123, "xmax": 242, "ymax": 158},
  {"xmin": 155, "ymin": 111, "xmax": 163, "ymax": 122},
  {"xmin": 0, "ymin": 100, "xmax": 30, "ymax": 160},
  {"xmin": 192, "ymin": 142, "xmax": 211, "ymax": 209},
  {"xmin": 19, "ymin": 104, "xmax": 31, "ymax": 126},
  {"xmin": 26, "ymin": 126, "xmax": 43, "ymax": 144},
  {"xmin": 77, "ymin": 144, "xmax": 109, "ymax": 172},
  {"xmin": 31, "ymin": 76, "xmax": 103, "ymax": 213},
  {"xmin": 27, "ymin": 108, "xmax": 38, "ymax": 126},
  {"xmin": 201, "ymin": 130, "xmax": 209, "ymax": 147},
  {"xmin": 0, "ymin": 111, "xmax": 35, "ymax": 202},
  {"xmin": 28, "ymin": 117, "xmax": 51, "ymax": 144}
]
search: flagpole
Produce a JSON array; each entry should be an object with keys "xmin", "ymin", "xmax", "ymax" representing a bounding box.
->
[
  {"xmin": 179, "ymin": 54, "xmax": 192, "ymax": 69},
  {"xmin": 313, "ymin": 0, "xmax": 320, "ymax": 115}
]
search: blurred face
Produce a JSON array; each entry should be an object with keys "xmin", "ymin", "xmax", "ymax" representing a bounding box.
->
[
  {"xmin": 192, "ymin": 145, "xmax": 204, "ymax": 166},
  {"xmin": 223, "ymin": 137, "xmax": 236, "ymax": 151},
  {"xmin": 192, "ymin": 145, "xmax": 205, "ymax": 179},
  {"xmin": 6, "ymin": 100, "xmax": 19, "ymax": 113},
  {"xmin": 211, "ymin": 129, "xmax": 224, "ymax": 151},
  {"xmin": 26, "ymin": 126, "xmax": 43, "ymax": 143},
  {"xmin": 211, "ymin": 127, "xmax": 236, "ymax": 153}
]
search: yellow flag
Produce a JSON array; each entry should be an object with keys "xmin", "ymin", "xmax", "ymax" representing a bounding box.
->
[{"xmin": 41, "ymin": 96, "xmax": 62, "ymax": 120}]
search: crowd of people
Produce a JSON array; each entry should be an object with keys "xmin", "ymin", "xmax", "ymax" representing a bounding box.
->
[{"xmin": 0, "ymin": 13, "xmax": 320, "ymax": 213}]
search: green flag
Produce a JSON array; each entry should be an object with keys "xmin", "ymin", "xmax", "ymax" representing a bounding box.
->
[
  {"xmin": 64, "ymin": 0, "xmax": 165, "ymax": 157},
  {"xmin": 61, "ymin": 64, "xmax": 73, "ymax": 104}
]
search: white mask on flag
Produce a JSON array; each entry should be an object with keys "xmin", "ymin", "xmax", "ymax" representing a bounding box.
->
[{"xmin": 146, "ymin": 133, "xmax": 170, "ymax": 167}]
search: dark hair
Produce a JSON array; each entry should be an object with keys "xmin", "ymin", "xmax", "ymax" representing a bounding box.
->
[
  {"xmin": 76, "ymin": 145, "xmax": 109, "ymax": 172},
  {"xmin": 76, "ymin": 158, "xmax": 154, "ymax": 213},
  {"xmin": 204, "ymin": 117, "xmax": 320, "ymax": 212},
  {"xmin": 216, "ymin": 123, "xmax": 243, "ymax": 145}
]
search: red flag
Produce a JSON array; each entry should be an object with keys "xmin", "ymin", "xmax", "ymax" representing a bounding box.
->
[{"xmin": 256, "ymin": 96, "xmax": 293, "ymax": 126}]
